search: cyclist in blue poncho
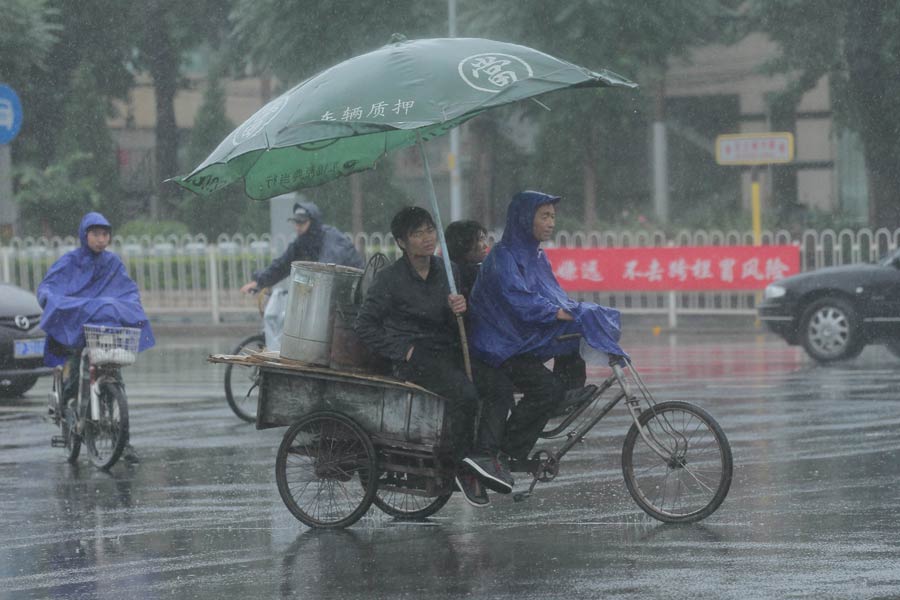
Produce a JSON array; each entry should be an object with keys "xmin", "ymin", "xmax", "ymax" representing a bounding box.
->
[
  {"xmin": 37, "ymin": 212, "xmax": 155, "ymax": 461},
  {"xmin": 467, "ymin": 191, "xmax": 625, "ymax": 462},
  {"xmin": 38, "ymin": 212, "xmax": 155, "ymax": 366}
]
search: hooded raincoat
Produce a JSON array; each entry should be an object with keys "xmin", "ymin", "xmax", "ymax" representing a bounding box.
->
[
  {"xmin": 467, "ymin": 191, "xmax": 625, "ymax": 368},
  {"xmin": 37, "ymin": 212, "xmax": 155, "ymax": 367}
]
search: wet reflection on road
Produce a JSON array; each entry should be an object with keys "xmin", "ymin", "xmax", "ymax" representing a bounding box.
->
[{"xmin": 2, "ymin": 328, "xmax": 899, "ymax": 598}]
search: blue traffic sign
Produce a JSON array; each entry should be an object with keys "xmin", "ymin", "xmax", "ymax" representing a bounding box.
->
[{"xmin": 0, "ymin": 84, "xmax": 23, "ymax": 145}]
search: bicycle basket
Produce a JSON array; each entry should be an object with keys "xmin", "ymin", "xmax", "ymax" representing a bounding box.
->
[{"xmin": 83, "ymin": 324, "xmax": 141, "ymax": 366}]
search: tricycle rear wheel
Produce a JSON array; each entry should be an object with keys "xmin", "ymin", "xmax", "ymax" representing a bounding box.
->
[{"xmin": 275, "ymin": 411, "xmax": 378, "ymax": 528}]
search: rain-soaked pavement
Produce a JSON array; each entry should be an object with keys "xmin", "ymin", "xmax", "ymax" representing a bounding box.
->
[{"xmin": 2, "ymin": 321, "xmax": 900, "ymax": 599}]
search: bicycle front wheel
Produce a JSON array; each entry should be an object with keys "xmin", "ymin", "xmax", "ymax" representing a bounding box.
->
[
  {"xmin": 224, "ymin": 334, "xmax": 265, "ymax": 423},
  {"xmin": 84, "ymin": 381, "xmax": 129, "ymax": 470},
  {"xmin": 622, "ymin": 401, "xmax": 732, "ymax": 523}
]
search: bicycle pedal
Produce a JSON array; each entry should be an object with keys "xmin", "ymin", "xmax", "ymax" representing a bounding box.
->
[
  {"xmin": 512, "ymin": 492, "xmax": 531, "ymax": 503},
  {"xmin": 50, "ymin": 435, "xmax": 65, "ymax": 448}
]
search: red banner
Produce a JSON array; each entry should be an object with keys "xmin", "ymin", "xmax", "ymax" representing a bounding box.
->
[{"xmin": 544, "ymin": 245, "xmax": 800, "ymax": 291}]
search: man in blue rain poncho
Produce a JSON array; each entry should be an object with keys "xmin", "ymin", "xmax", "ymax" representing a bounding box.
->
[
  {"xmin": 38, "ymin": 212, "xmax": 155, "ymax": 461},
  {"xmin": 468, "ymin": 191, "xmax": 625, "ymax": 463}
]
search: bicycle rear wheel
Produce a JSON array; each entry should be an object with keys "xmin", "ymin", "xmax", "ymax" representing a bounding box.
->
[
  {"xmin": 622, "ymin": 401, "xmax": 732, "ymax": 523},
  {"xmin": 224, "ymin": 333, "xmax": 265, "ymax": 423},
  {"xmin": 83, "ymin": 381, "xmax": 129, "ymax": 470},
  {"xmin": 276, "ymin": 411, "xmax": 377, "ymax": 528},
  {"xmin": 53, "ymin": 371, "xmax": 81, "ymax": 463}
]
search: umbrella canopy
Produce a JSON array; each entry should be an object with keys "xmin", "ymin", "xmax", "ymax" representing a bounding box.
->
[{"xmin": 175, "ymin": 36, "xmax": 636, "ymax": 200}]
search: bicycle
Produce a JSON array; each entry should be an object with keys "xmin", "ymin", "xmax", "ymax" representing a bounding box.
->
[
  {"xmin": 48, "ymin": 324, "xmax": 139, "ymax": 470},
  {"xmin": 223, "ymin": 286, "xmax": 274, "ymax": 423}
]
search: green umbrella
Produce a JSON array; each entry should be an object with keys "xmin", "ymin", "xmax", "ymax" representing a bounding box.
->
[
  {"xmin": 177, "ymin": 36, "xmax": 636, "ymax": 377},
  {"xmin": 176, "ymin": 36, "xmax": 635, "ymax": 200}
]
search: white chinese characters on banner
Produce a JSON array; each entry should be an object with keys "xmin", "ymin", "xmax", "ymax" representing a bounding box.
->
[
  {"xmin": 623, "ymin": 257, "xmax": 780, "ymax": 284},
  {"xmin": 544, "ymin": 245, "xmax": 800, "ymax": 291},
  {"xmin": 556, "ymin": 260, "xmax": 605, "ymax": 282}
]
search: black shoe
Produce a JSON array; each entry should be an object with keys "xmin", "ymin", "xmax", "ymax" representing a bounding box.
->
[
  {"xmin": 553, "ymin": 384, "xmax": 599, "ymax": 417},
  {"xmin": 454, "ymin": 470, "xmax": 490, "ymax": 507},
  {"xmin": 122, "ymin": 444, "xmax": 140, "ymax": 464},
  {"xmin": 463, "ymin": 454, "xmax": 514, "ymax": 494}
]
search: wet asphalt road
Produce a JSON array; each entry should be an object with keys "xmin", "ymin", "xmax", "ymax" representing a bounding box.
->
[{"xmin": 1, "ymin": 324, "xmax": 900, "ymax": 599}]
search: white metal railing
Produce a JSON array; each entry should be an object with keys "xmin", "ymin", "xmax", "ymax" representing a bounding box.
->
[{"xmin": 3, "ymin": 227, "xmax": 898, "ymax": 324}]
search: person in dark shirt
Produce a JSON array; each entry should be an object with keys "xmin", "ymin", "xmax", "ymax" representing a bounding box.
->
[
  {"xmin": 444, "ymin": 220, "xmax": 488, "ymax": 299},
  {"xmin": 354, "ymin": 207, "xmax": 514, "ymax": 507},
  {"xmin": 240, "ymin": 200, "xmax": 363, "ymax": 293}
]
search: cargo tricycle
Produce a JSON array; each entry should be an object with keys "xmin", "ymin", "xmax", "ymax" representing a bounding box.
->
[{"xmin": 210, "ymin": 349, "xmax": 732, "ymax": 529}]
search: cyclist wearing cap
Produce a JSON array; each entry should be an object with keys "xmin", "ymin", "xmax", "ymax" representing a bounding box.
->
[{"xmin": 239, "ymin": 200, "xmax": 364, "ymax": 294}]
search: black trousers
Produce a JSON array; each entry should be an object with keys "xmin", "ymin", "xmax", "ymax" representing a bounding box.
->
[
  {"xmin": 462, "ymin": 352, "xmax": 586, "ymax": 461},
  {"xmin": 62, "ymin": 353, "xmax": 84, "ymax": 402},
  {"xmin": 553, "ymin": 352, "xmax": 586, "ymax": 390},
  {"xmin": 394, "ymin": 346, "xmax": 502, "ymax": 462},
  {"xmin": 495, "ymin": 355, "xmax": 566, "ymax": 460}
]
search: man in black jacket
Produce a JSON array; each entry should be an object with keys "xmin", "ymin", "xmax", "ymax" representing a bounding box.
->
[{"xmin": 354, "ymin": 207, "xmax": 514, "ymax": 507}]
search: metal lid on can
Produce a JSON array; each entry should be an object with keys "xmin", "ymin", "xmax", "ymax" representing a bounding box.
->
[{"xmin": 290, "ymin": 261, "xmax": 363, "ymax": 276}]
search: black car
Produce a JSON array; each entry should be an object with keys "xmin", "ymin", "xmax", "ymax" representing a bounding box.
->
[
  {"xmin": 0, "ymin": 282, "xmax": 51, "ymax": 397},
  {"xmin": 757, "ymin": 247, "xmax": 900, "ymax": 362}
]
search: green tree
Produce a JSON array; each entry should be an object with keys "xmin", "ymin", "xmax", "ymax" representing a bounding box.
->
[
  {"xmin": 0, "ymin": 0, "xmax": 59, "ymax": 89},
  {"xmin": 14, "ymin": 0, "xmax": 133, "ymax": 168},
  {"xmin": 230, "ymin": 0, "xmax": 437, "ymax": 83},
  {"xmin": 746, "ymin": 0, "xmax": 900, "ymax": 228},
  {"xmin": 179, "ymin": 68, "xmax": 259, "ymax": 236},
  {"xmin": 461, "ymin": 0, "xmax": 731, "ymax": 227},
  {"xmin": 56, "ymin": 61, "xmax": 122, "ymax": 224},
  {"xmin": 132, "ymin": 0, "xmax": 236, "ymax": 214},
  {"xmin": 14, "ymin": 152, "xmax": 100, "ymax": 237}
]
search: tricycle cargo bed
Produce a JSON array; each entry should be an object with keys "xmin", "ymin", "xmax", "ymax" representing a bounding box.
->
[{"xmin": 209, "ymin": 352, "xmax": 449, "ymax": 452}]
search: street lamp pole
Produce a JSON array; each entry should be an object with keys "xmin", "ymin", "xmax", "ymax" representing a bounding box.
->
[{"xmin": 448, "ymin": 0, "xmax": 462, "ymax": 221}]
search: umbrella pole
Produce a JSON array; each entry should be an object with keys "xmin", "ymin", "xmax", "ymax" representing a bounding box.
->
[{"xmin": 415, "ymin": 133, "xmax": 474, "ymax": 382}]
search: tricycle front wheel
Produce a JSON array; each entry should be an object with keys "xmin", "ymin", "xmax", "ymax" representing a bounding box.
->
[
  {"xmin": 622, "ymin": 401, "xmax": 732, "ymax": 523},
  {"xmin": 275, "ymin": 411, "xmax": 378, "ymax": 528}
]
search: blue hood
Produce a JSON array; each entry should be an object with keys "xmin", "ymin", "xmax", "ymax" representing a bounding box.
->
[
  {"xmin": 37, "ymin": 212, "xmax": 154, "ymax": 366},
  {"xmin": 79, "ymin": 212, "xmax": 111, "ymax": 250},
  {"xmin": 501, "ymin": 191, "xmax": 560, "ymax": 258},
  {"xmin": 467, "ymin": 192, "xmax": 625, "ymax": 367}
]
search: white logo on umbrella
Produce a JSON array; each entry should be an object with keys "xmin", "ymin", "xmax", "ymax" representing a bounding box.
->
[
  {"xmin": 232, "ymin": 95, "xmax": 291, "ymax": 146},
  {"xmin": 458, "ymin": 53, "xmax": 534, "ymax": 93}
]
